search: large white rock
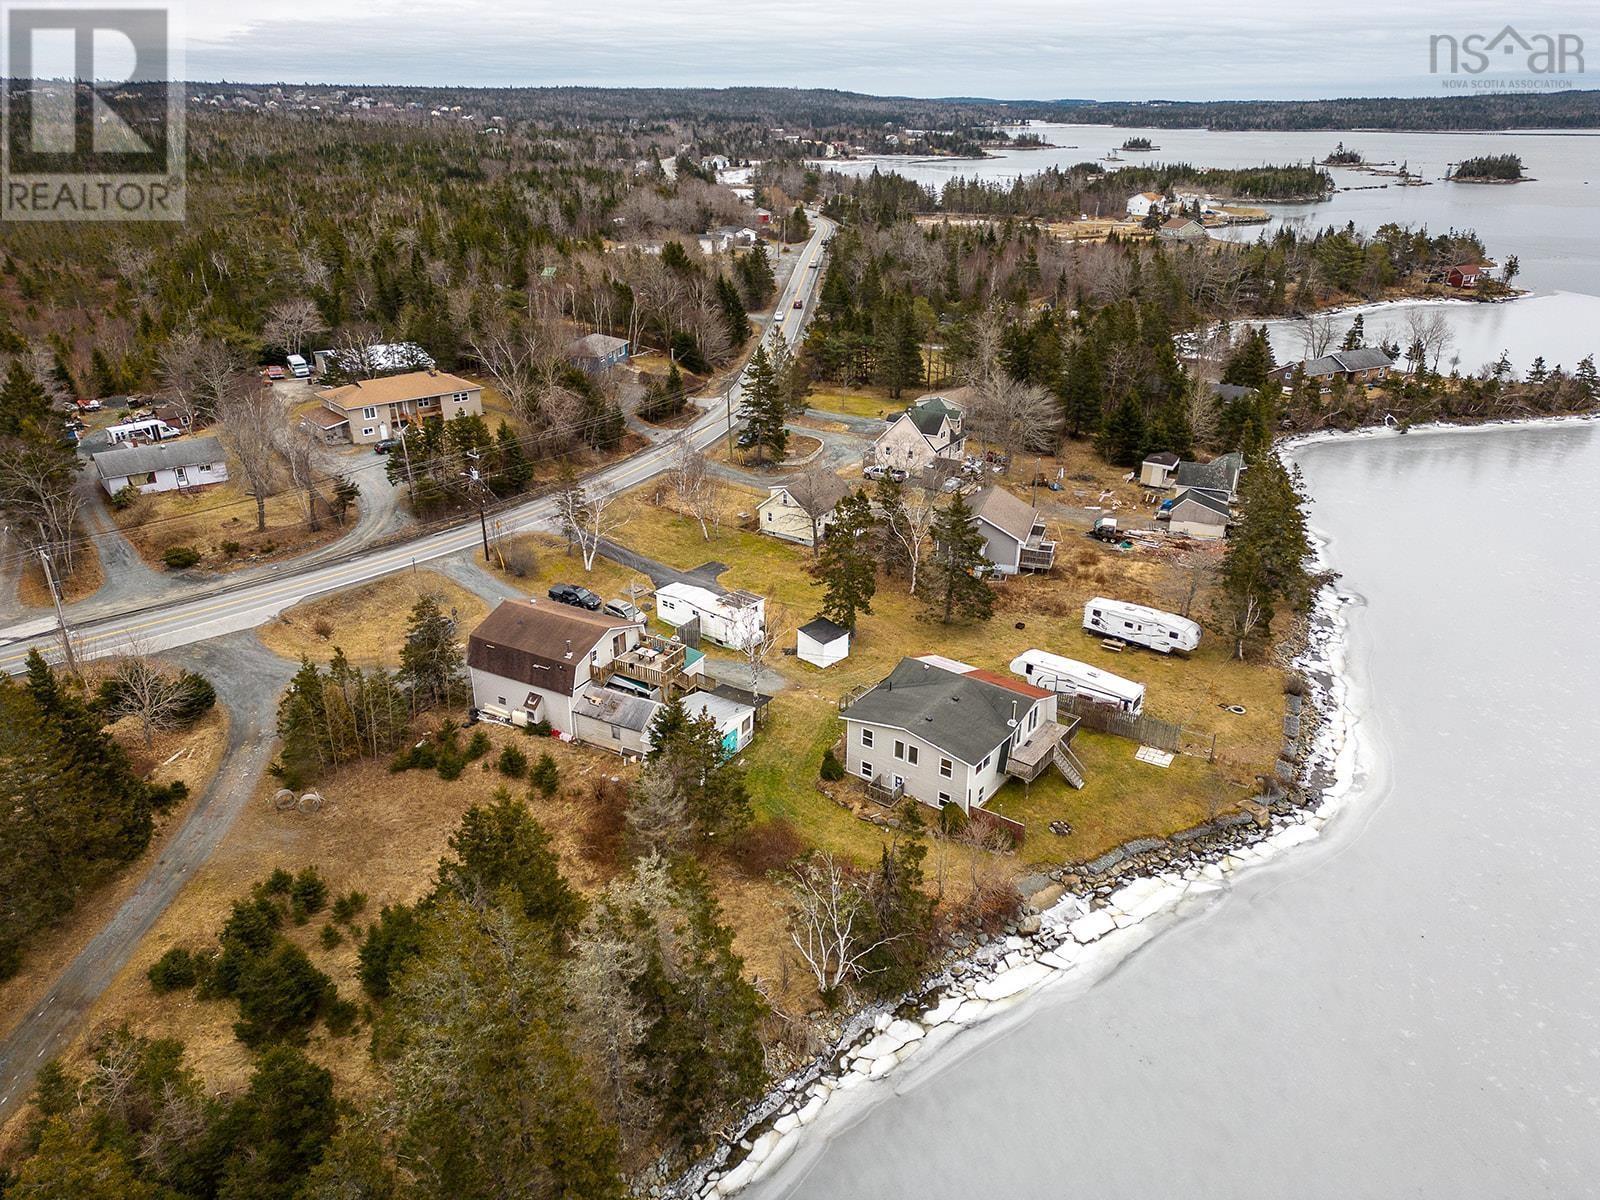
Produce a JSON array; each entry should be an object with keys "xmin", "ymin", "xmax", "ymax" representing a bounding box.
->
[
  {"xmin": 950, "ymin": 997, "xmax": 991, "ymax": 1025},
  {"xmin": 850, "ymin": 1019, "xmax": 924, "ymax": 1062},
  {"xmin": 1269, "ymin": 822, "xmax": 1321, "ymax": 850},
  {"xmin": 1070, "ymin": 909, "xmax": 1117, "ymax": 943},
  {"xmin": 1037, "ymin": 948, "xmax": 1077, "ymax": 971},
  {"xmin": 795, "ymin": 1092, "xmax": 827, "ymax": 1125},
  {"xmin": 921, "ymin": 995, "xmax": 964, "ymax": 1027},
  {"xmin": 974, "ymin": 960, "xmax": 1054, "ymax": 1001},
  {"xmin": 773, "ymin": 1112, "xmax": 799, "ymax": 1135},
  {"xmin": 868, "ymin": 1054, "xmax": 898, "ymax": 1078},
  {"xmin": 1109, "ymin": 877, "xmax": 1165, "ymax": 912},
  {"xmin": 745, "ymin": 1130, "xmax": 782, "ymax": 1166},
  {"xmin": 1201, "ymin": 862, "xmax": 1226, "ymax": 880},
  {"xmin": 716, "ymin": 1154, "xmax": 760, "ymax": 1195},
  {"xmin": 748, "ymin": 1130, "xmax": 799, "ymax": 1185}
]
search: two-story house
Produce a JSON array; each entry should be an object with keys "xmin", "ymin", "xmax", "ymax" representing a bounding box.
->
[
  {"xmin": 467, "ymin": 597, "xmax": 708, "ymax": 734},
  {"xmin": 314, "ymin": 369, "xmax": 484, "ymax": 445},
  {"xmin": 869, "ymin": 390, "xmax": 969, "ymax": 476},
  {"xmin": 757, "ymin": 472, "xmax": 850, "ymax": 547},
  {"xmin": 840, "ymin": 656, "xmax": 1077, "ymax": 813},
  {"xmin": 969, "ymin": 485, "xmax": 1055, "ymax": 574}
]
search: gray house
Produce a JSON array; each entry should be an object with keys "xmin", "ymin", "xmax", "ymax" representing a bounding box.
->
[
  {"xmin": 1173, "ymin": 452, "xmax": 1244, "ymax": 501},
  {"xmin": 839, "ymin": 656, "xmax": 1071, "ymax": 813},
  {"xmin": 567, "ymin": 333, "xmax": 631, "ymax": 373},
  {"xmin": 969, "ymin": 485, "xmax": 1055, "ymax": 574},
  {"xmin": 92, "ymin": 436, "xmax": 229, "ymax": 497},
  {"xmin": 1162, "ymin": 487, "xmax": 1231, "ymax": 540}
]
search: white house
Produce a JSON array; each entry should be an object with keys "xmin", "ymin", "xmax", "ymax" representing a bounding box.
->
[
  {"xmin": 796, "ymin": 617, "xmax": 850, "ymax": 668},
  {"xmin": 687, "ymin": 691, "xmax": 757, "ymax": 757},
  {"xmin": 969, "ymin": 485, "xmax": 1055, "ymax": 574},
  {"xmin": 757, "ymin": 473, "xmax": 850, "ymax": 547},
  {"xmin": 92, "ymin": 436, "xmax": 229, "ymax": 497},
  {"xmin": 839, "ymin": 656, "xmax": 1073, "ymax": 813},
  {"xmin": 869, "ymin": 390, "xmax": 969, "ymax": 475},
  {"xmin": 1126, "ymin": 191, "xmax": 1164, "ymax": 219},
  {"xmin": 468, "ymin": 600, "xmax": 650, "ymax": 735},
  {"xmin": 655, "ymin": 583, "xmax": 766, "ymax": 650}
]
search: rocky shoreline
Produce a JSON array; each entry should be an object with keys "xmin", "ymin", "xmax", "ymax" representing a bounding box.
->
[{"xmin": 656, "ymin": 574, "xmax": 1357, "ymax": 1198}]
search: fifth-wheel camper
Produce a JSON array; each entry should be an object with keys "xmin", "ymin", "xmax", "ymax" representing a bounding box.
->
[
  {"xmin": 1082, "ymin": 597, "xmax": 1201, "ymax": 654},
  {"xmin": 1009, "ymin": 650, "xmax": 1144, "ymax": 714}
]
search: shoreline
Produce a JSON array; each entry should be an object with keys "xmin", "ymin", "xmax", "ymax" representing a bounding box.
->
[{"xmin": 663, "ymin": 491, "xmax": 1366, "ymax": 1200}]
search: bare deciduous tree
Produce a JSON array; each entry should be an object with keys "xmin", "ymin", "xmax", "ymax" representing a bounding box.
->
[
  {"xmin": 668, "ymin": 437, "xmax": 723, "ymax": 541},
  {"xmin": 966, "ymin": 371, "xmax": 1059, "ymax": 466},
  {"xmin": 786, "ymin": 852, "xmax": 888, "ymax": 998},
  {"xmin": 1401, "ymin": 308, "xmax": 1455, "ymax": 373},
  {"xmin": 556, "ymin": 477, "xmax": 625, "ymax": 572},
  {"xmin": 1297, "ymin": 313, "xmax": 1337, "ymax": 359},
  {"xmin": 216, "ymin": 380, "xmax": 286, "ymax": 532},
  {"xmin": 263, "ymin": 298, "xmax": 323, "ymax": 357},
  {"xmin": 739, "ymin": 593, "xmax": 789, "ymax": 699},
  {"xmin": 102, "ymin": 651, "xmax": 187, "ymax": 750},
  {"xmin": 782, "ymin": 464, "xmax": 845, "ymax": 556},
  {"xmin": 881, "ymin": 482, "xmax": 941, "ymax": 595}
]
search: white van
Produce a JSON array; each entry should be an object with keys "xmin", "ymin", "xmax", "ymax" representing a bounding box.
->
[
  {"xmin": 1083, "ymin": 597, "xmax": 1201, "ymax": 654},
  {"xmin": 286, "ymin": 354, "xmax": 311, "ymax": 378},
  {"xmin": 1009, "ymin": 650, "xmax": 1144, "ymax": 714}
]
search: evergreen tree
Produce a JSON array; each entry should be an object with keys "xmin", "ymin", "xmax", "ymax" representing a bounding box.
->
[
  {"xmin": 398, "ymin": 595, "xmax": 467, "ymax": 714},
  {"xmin": 1060, "ymin": 338, "xmax": 1103, "ymax": 438},
  {"xmin": 1340, "ymin": 313, "xmax": 1365, "ymax": 350},
  {"xmin": 438, "ymin": 789, "xmax": 583, "ymax": 939},
  {"xmin": 811, "ymin": 490, "xmax": 878, "ymax": 631},
  {"xmin": 925, "ymin": 493, "xmax": 994, "ymax": 624},
  {"xmin": 861, "ymin": 809, "xmax": 937, "ymax": 996},
  {"xmin": 1220, "ymin": 453, "xmax": 1312, "ymax": 659},
  {"xmin": 1096, "ymin": 396, "xmax": 1147, "ymax": 466},
  {"xmin": 736, "ymin": 340, "xmax": 788, "ymax": 462},
  {"xmin": 645, "ymin": 698, "xmax": 752, "ymax": 842},
  {"xmin": 0, "ymin": 358, "xmax": 52, "ymax": 438}
]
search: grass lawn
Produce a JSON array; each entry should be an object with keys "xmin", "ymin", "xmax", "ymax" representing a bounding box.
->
[
  {"xmin": 805, "ymin": 386, "xmax": 904, "ymax": 421},
  {"xmin": 256, "ymin": 570, "xmax": 491, "ymax": 668},
  {"xmin": 111, "ymin": 479, "xmax": 353, "ymax": 572},
  {"xmin": 17, "ymin": 538, "xmax": 103, "ymax": 607}
]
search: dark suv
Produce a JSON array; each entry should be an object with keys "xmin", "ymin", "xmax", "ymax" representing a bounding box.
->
[{"xmin": 548, "ymin": 583, "xmax": 602, "ymax": 610}]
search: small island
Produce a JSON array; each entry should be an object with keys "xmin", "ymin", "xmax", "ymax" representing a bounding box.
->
[
  {"xmin": 1321, "ymin": 141, "xmax": 1363, "ymax": 166},
  {"xmin": 1449, "ymin": 153, "xmax": 1526, "ymax": 183},
  {"xmin": 1121, "ymin": 136, "xmax": 1158, "ymax": 151}
]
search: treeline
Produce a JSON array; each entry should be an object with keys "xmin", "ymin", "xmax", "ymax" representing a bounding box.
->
[
  {"xmin": 0, "ymin": 654, "xmax": 196, "ymax": 977},
  {"xmin": 1043, "ymin": 92, "xmax": 1600, "ymax": 131},
  {"xmin": 1452, "ymin": 154, "xmax": 1525, "ymax": 181}
]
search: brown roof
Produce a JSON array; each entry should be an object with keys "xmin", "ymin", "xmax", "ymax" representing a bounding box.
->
[
  {"xmin": 318, "ymin": 370, "xmax": 480, "ymax": 413},
  {"xmin": 301, "ymin": 408, "xmax": 349, "ymax": 430},
  {"xmin": 467, "ymin": 600, "xmax": 634, "ymax": 697},
  {"xmin": 970, "ymin": 485, "xmax": 1040, "ymax": 543},
  {"xmin": 964, "ymin": 667, "xmax": 1051, "ymax": 700}
]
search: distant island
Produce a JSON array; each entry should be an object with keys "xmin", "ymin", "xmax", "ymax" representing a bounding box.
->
[
  {"xmin": 1120, "ymin": 136, "xmax": 1157, "ymax": 151},
  {"xmin": 1321, "ymin": 142, "xmax": 1363, "ymax": 166},
  {"xmin": 1449, "ymin": 153, "xmax": 1526, "ymax": 183}
]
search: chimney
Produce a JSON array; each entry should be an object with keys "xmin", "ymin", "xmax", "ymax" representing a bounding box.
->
[{"xmin": 563, "ymin": 639, "xmax": 572, "ymax": 659}]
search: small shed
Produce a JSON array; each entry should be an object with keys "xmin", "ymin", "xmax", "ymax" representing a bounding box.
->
[
  {"xmin": 796, "ymin": 617, "xmax": 850, "ymax": 668},
  {"xmin": 1140, "ymin": 451, "xmax": 1180, "ymax": 488}
]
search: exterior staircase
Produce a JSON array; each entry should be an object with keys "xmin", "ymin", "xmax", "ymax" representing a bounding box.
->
[{"xmin": 1052, "ymin": 742, "xmax": 1087, "ymax": 789}]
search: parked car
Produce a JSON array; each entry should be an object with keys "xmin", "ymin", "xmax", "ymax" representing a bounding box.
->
[
  {"xmin": 261, "ymin": 365, "xmax": 287, "ymax": 381},
  {"xmin": 76, "ymin": 398, "xmax": 102, "ymax": 412},
  {"xmin": 863, "ymin": 464, "xmax": 908, "ymax": 482},
  {"xmin": 549, "ymin": 583, "xmax": 601, "ymax": 610},
  {"xmin": 604, "ymin": 598, "xmax": 643, "ymax": 621},
  {"xmin": 373, "ymin": 438, "xmax": 400, "ymax": 455},
  {"xmin": 736, "ymin": 428, "xmax": 758, "ymax": 448}
]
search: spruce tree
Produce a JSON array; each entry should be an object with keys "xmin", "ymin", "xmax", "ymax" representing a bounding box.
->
[
  {"xmin": 925, "ymin": 493, "xmax": 994, "ymax": 624},
  {"xmin": 812, "ymin": 490, "xmax": 878, "ymax": 631},
  {"xmin": 736, "ymin": 341, "xmax": 787, "ymax": 462}
]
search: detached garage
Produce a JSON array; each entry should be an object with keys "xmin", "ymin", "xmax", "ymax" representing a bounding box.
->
[{"xmin": 796, "ymin": 617, "xmax": 850, "ymax": 668}]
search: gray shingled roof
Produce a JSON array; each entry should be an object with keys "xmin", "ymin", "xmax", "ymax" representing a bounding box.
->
[
  {"xmin": 798, "ymin": 617, "xmax": 849, "ymax": 645},
  {"xmin": 92, "ymin": 436, "xmax": 226, "ymax": 479},
  {"xmin": 568, "ymin": 333, "xmax": 629, "ymax": 358},
  {"xmin": 1174, "ymin": 452, "xmax": 1244, "ymax": 494},
  {"xmin": 840, "ymin": 658, "xmax": 1032, "ymax": 765},
  {"xmin": 1302, "ymin": 347, "xmax": 1394, "ymax": 377},
  {"xmin": 970, "ymin": 485, "xmax": 1040, "ymax": 544},
  {"xmin": 1171, "ymin": 488, "xmax": 1231, "ymax": 519}
]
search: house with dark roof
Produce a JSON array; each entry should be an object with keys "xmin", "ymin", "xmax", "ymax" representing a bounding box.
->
[
  {"xmin": 1173, "ymin": 452, "xmax": 1245, "ymax": 501},
  {"xmin": 91, "ymin": 436, "xmax": 229, "ymax": 497},
  {"xmin": 839, "ymin": 656, "xmax": 1071, "ymax": 812},
  {"xmin": 566, "ymin": 333, "xmax": 631, "ymax": 373},
  {"xmin": 757, "ymin": 473, "xmax": 851, "ymax": 546},
  {"xmin": 969, "ymin": 485, "xmax": 1055, "ymax": 573},
  {"xmin": 1161, "ymin": 487, "xmax": 1231, "ymax": 540},
  {"xmin": 467, "ymin": 599, "xmax": 660, "ymax": 735},
  {"xmin": 1272, "ymin": 347, "xmax": 1394, "ymax": 391},
  {"xmin": 869, "ymin": 389, "xmax": 969, "ymax": 476}
]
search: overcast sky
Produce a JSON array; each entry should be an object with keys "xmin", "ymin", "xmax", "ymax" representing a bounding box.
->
[{"xmin": 180, "ymin": 0, "xmax": 1594, "ymax": 98}]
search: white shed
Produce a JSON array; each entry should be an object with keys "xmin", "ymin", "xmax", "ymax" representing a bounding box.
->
[
  {"xmin": 796, "ymin": 617, "xmax": 850, "ymax": 668},
  {"xmin": 655, "ymin": 583, "xmax": 765, "ymax": 651}
]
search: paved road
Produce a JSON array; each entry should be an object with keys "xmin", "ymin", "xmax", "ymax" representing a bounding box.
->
[
  {"xmin": 0, "ymin": 217, "xmax": 833, "ymax": 1119},
  {"xmin": 0, "ymin": 215, "xmax": 833, "ymax": 675},
  {"xmin": 0, "ymin": 633, "xmax": 293, "ymax": 1123}
]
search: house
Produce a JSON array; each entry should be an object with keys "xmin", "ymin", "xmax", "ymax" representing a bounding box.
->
[
  {"xmin": 571, "ymin": 686, "xmax": 660, "ymax": 758},
  {"xmin": 758, "ymin": 474, "xmax": 851, "ymax": 546},
  {"xmin": 1273, "ymin": 347, "xmax": 1394, "ymax": 391},
  {"xmin": 796, "ymin": 617, "xmax": 850, "ymax": 668},
  {"xmin": 969, "ymin": 485, "xmax": 1055, "ymax": 574},
  {"xmin": 92, "ymin": 436, "xmax": 229, "ymax": 497},
  {"xmin": 869, "ymin": 389, "xmax": 969, "ymax": 475},
  {"xmin": 1173, "ymin": 452, "xmax": 1245, "ymax": 501},
  {"xmin": 1158, "ymin": 216, "xmax": 1207, "ymax": 243},
  {"xmin": 1162, "ymin": 488, "xmax": 1231, "ymax": 540},
  {"xmin": 1126, "ymin": 191, "xmax": 1164, "ymax": 218},
  {"xmin": 315, "ymin": 370, "xmax": 483, "ymax": 445},
  {"xmin": 566, "ymin": 333, "xmax": 631, "ymax": 373},
  {"xmin": 688, "ymin": 691, "xmax": 757, "ymax": 757},
  {"xmin": 1446, "ymin": 264, "xmax": 1484, "ymax": 289},
  {"xmin": 468, "ymin": 599, "xmax": 656, "ymax": 735},
  {"xmin": 310, "ymin": 342, "xmax": 435, "ymax": 377},
  {"xmin": 1139, "ymin": 451, "xmax": 1180, "ymax": 488},
  {"xmin": 839, "ymin": 656, "xmax": 1074, "ymax": 813},
  {"xmin": 655, "ymin": 583, "xmax": 766, "ymax": 650},
  {"xmin": 1209, "ymin": 382, "xmax": 1253, "ymax": 404}
]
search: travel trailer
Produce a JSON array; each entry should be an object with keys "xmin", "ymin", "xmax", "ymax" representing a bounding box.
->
[
  {"xmin": 1008, "ymin": 650, "xmax": 1144, "ymax": 714},
  {"xmin": 1082, "ymin": 597, "xmax": 1201, "ymax": 654}
]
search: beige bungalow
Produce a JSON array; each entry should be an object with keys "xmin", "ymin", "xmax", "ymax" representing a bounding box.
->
[{"xmin": 315, "ymin": 369, "xmax": 484, "ymax": 444}]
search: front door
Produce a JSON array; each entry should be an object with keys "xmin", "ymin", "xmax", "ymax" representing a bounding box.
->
[{"xmin": 174, "ymin": 466, "xmax": 188, "ymax": 486}]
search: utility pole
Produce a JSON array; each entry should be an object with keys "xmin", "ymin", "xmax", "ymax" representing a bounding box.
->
[
  {"xmin": 37, "ymin": 544, "xmax": 78, "ymax": 674},
  {"xmin": 461, "ymin": 452, "xmax": 491, "ymax": 564}
]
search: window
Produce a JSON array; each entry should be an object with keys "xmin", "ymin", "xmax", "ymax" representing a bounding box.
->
[
  {"xmin": 451, "ymin": 391, "xmax": 469, "ymax": 404},
  {"xmin": 938, "ymin": 791, "xmax": 951, "ymax": 804},
  {"xmin": 860, "ymin": 761, "xmax": 873, "ymax": 779},
  {"xmin": 893, "ymin": 740, "xmax": 904, "ymax": 760},
  {"xmin": 907, "ymin": 745, "xmax": 919, "ymax": 765},
  {"xmin": 978, "ymin": 754, "xmax": 991, "ymax": 771},
  {"xmin": 361, "ymin": 427, "xmax": 375, "ymax": 437},
  {"xmin": 939, "ymin": 758, "xmax": 953, "ymax": 778},
  {"xmin": 497, "ymin": 696, "xmax": 507, "ymax": 706},
  {"xmin": 860, "ymin": 729, "xmax": 874, "ymax": 748},
  {"xmin": 977, "ymin": 786, "xmax": 986, "ymax": 802},
  {"xmin": 1029, "ymin": 708, "xmax": 1038, "ymax": 730},
  {"xmin": 361, "ymin": 406, "xmax": 378, "ymax": 420},
  {"xmin": 609, "ymin": 724, "xmax": 621, "ymax": 740}
]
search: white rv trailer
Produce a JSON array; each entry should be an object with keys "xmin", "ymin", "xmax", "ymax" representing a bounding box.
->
[
  {"xmin": 1083, "ymin": 597, "xmax": 1201, "ymax": 654},
  {"xmin": 1008, "ymin": 650, "xmax": 1144, "ymax": 714}
]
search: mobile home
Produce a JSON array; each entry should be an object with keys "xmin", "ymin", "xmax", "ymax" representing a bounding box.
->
[
  {"xmin": 1008, "ymin": 650, "xmax": 1144, "ymax": 714},
  {"xmin": 1083, "ymin": 597, "xmax": 1201, "ymax": 654},
  {"xmin": 654, "ymin": 583, "xmax": 765, "ymax": 651}
]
